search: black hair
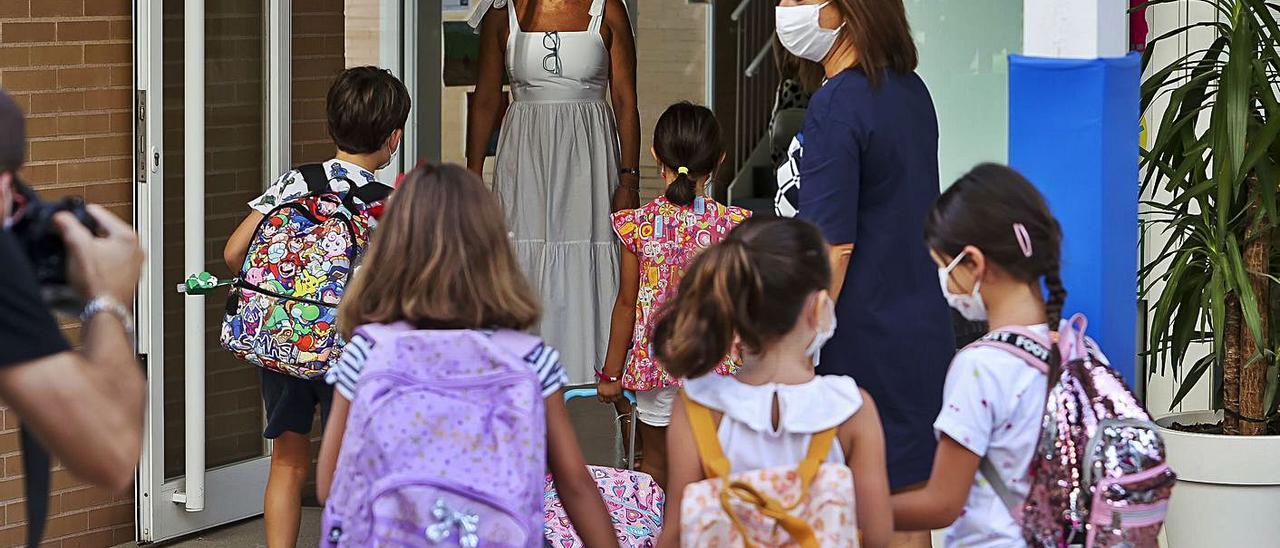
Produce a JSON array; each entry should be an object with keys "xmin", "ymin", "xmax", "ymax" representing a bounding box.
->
[
  {"xmin": 925, "ymin": 163, "xmax": 1067, "ymax": 365},
  {"xmin": 326, "ymin": 66, "xmax": 412, "ymax": 155},
  {"xmin": 653, "ymin": 217, "xmax": 831, "ymax": 378},
  {"xmin": 652, "ymin": 102, "xmax": 723, "ymax": 206}
]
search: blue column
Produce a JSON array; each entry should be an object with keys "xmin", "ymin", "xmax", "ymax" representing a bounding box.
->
[{"xmin": 1008, "ymin": 53, "xmax": 1141, "ymax": 384}]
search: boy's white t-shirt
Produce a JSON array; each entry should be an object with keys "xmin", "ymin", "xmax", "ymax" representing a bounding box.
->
[
  {"xmin": 933, "ymin": 324, "xmax": 1110, "ymax": 548},
  {"xmin": 248, "ymin": 158, "xmax": 388, "ymax": 214}
]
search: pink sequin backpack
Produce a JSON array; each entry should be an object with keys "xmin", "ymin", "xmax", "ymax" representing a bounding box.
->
[
  {"xmin": 322, "ymin": 323, "xmax": 547, "ymax": 547},
  {"xmin": 969, "ymin": 314, "xmax": 1175, "ymax": 547}
]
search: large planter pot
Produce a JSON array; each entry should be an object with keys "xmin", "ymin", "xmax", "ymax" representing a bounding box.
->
[{"xmin": 1156, "ymin": 410, "xmax": 1280, "ymax": 547}]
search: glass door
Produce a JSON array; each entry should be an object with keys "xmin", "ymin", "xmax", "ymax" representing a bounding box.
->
[
  {"xmin": 134, "ymin": 0, "xmax": 276, "ymax": 541},
  {"xmin": 906, "ymin": 0, "xmax": 1023, "ymax": 186},
  {"xmin": 135, "ymin": 0, "xmax": 420, "ymax": 542}
]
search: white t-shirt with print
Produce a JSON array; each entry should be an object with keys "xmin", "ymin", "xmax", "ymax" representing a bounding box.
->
[
  {"xmin": 248, "ymin": 158, "xmax": 389, "ymax": 214},
  {"xmin": 933, "ymin": 324, "xmax": 1109, "ymax": 548}
]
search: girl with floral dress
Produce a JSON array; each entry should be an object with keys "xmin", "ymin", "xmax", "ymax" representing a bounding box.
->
[{"xmin": 597, "ymin": 102, "xmax": 749, "ymax": 488}]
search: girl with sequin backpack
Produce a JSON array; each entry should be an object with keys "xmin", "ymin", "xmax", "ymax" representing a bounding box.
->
[
  {"xmin": 651, "ymin": 217, "xmax": 894, "ymax": 548},
  {"xmin": 892, "ymin": 164, "xmax": 1173, "ymax": 547},
  {"xmin": 314, "ymin": 164, "xmax": 619, "ymax": 547}
]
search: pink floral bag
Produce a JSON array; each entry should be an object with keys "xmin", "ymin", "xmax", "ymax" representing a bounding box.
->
[
  {"xmin": 543, "ymin": 466, "xmax": 665, "ymax": 547},
  {"xmin": 679, "ymin": 394, "xmax": 859, "ymax": 548}
]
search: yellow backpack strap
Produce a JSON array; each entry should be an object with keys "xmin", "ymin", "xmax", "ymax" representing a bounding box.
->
[
  {"xmin": 682, "ymin": 390, "xmax": 731, "ymax": 480},
  {"xmin": 795, "ymin": 428, "xmax": 837, "ymax": 493}
]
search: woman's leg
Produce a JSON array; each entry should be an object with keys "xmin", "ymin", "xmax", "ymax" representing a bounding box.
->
[{"xmin": 264, "ymin": 431, "xmax": 311, "ymax": 548}]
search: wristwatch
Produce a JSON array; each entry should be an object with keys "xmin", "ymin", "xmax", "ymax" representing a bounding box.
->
[
  {"xmin": 619, "ymin": 167, "xmax": 641, "ymax": 178},
  {"xmin": 596, "ymin": 370, "xmax": 621, "ymax": 383},
  {"xmin": 82, "ymin": 296, "xmax": 135, "ymax": 342}
]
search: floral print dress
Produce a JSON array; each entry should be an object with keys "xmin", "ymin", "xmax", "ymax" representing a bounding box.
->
[{"xmin": 610, "ymin": 196, "xmax": 750, "ymax": 391}]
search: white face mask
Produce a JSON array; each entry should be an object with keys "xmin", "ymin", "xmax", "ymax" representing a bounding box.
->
[
  {"xmin": 776, "ymin": 2, "xmax": 845, "ymax": 63},
  {"xmin": 378, "ymin": 138, "xmax": 400, "ymax": 171},
  {"xmin": 805, "ymin": 292, "xmax": 838, "ymax": 365},
  {"xmin": 938, "ymin": 252, "xmax": 987, "ymax": 322}
]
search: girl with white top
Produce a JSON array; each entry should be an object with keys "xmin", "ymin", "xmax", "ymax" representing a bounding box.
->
[
  {"xmin": 653, "ymin": 216, "xmax": 893, "ymax": 548},
  {"xmin": 892, "ymin": 164, "xmax": 1109, "ymax": 547}
]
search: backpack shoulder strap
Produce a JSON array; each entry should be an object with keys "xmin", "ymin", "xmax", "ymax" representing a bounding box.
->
[
  {"xmin": 488, "ymin": 329, "xmax": 545, "ymax": 362},
  {"xmin": 979, "ymin": 457, "xmax": 1023, "ymax": 517},
  {"xmin": 297, "ymin": 163, "xmax": 330, "ymax": 195},
  {"xmin": 965, "ymin": 328, "xmax": 1054, "ymax": 374},
  {"xmin": 681, "ymin": 391, "xmax": 731, "ymax": 480},
  {"xmin": 348, "ymin": 181, "xmax": 393, "ymax": 205}
]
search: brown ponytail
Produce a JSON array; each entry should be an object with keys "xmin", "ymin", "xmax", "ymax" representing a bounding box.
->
[
  {"xmin": 653, "ymin": 217, "xmax": 830, "ymax": 379},
  {"xmin": 664, "ymin": 171, "xmax": 697, "ymax": 206},
  {"xmin": 653, "ymin": 102, "xmax": 723, "ymax": 207}
]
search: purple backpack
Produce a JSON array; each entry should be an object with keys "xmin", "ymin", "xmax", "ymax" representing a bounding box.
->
[
  {"xmin": 322, "ymin": 323, "xmax": 547, "ymax": 547},
  {"xmin": 970, "ymin": 314, "xmax": 1174, "ymax": 547}
]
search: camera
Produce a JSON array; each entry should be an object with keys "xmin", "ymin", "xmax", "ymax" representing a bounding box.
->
[{"xmin": 8, "ymin": 179, "xmax": 100, "ymax": 313}]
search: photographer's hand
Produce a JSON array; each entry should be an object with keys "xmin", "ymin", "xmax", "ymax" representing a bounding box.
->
[{"xmin": 54, "ymin": 204, "xmax": 143, "ymax": 305}]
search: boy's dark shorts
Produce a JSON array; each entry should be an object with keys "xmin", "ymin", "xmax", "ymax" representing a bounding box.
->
[{"xmin": 260, "ymin": 368, "xmax": 333, "ymax": 439}]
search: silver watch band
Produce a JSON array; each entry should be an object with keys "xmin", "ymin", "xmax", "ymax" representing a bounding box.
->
[{"xmin": 81, "ymin": 296, "xmax": 135, "ymax": 342}]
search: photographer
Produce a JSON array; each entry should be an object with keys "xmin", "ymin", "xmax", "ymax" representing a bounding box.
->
[{"xmin": 0, "ymin": 89, "xmax": 145, "ymax": 494}]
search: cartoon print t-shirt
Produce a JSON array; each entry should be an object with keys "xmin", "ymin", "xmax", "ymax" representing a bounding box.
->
[
  {"xmin": 249, "ymin": 158, "xmax": 391, "ymax": 215},
  {"xmin": 610, "ymin": 196, "xmax": 749, "ymax": 391}
]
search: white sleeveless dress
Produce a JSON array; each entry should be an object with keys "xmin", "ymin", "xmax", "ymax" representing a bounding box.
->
[
  {"xmin": 470, "ymin": 0, "xmax": 620, "ymax": 383},
  {"xmin": 683, "ymin": 374, "xmax": 864, "ymax": 472}
]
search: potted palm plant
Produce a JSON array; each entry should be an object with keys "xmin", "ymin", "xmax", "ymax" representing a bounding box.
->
[{"xmin": 1140, "ymin": 0, "xmax": 1280, "ymax": 544}]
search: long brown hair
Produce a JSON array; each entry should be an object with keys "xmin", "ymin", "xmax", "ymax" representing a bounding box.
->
[
  {"xmin": 831, "ymin": 0, "xmax": 918, "ymax": 85},
  {"xmin": 652, "ymin": 217, "xmax": 830, "ymax": 379},
  {"xmin": 338, "ymin": 164, "xmax": 539, "ymax": 338},
  {"xmin": 925, "ymin": 163, "xmax": 1065, "ymax": 362}
]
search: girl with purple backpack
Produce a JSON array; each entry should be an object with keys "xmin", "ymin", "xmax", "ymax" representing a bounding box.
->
[
  {"xmin": 314, "ymin": 164, "xmax": 619, "ymax": 547},
  {"xmin": 892, "ymin": 164, "xmax": 1111, "ymax": 545}
]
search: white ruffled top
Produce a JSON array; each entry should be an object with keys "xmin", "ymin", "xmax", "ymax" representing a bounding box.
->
[{"xmin": 684, "ymin": 374, "xmax": 864, "ymax": 474}]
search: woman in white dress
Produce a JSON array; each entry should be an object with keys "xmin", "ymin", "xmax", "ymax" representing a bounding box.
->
[{"xmin": 467, "ymin": 0, "xmax": 640, "ymax": 383}]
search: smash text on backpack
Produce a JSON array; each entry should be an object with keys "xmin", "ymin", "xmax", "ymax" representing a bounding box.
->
[
  {"xmin": 678, "ymin": 394, "xmax": 859, "ymax": 548},
  {"xmin": 322, "ymin": 323, "xmax": 547, "ymax": 547},
  {"xmin": 970, "ymin": 314, "xmax": 1175, "ymax": 548},
  {"xmin": 221, "ymin": 163, "xmax": 390, "ymax": 379}
]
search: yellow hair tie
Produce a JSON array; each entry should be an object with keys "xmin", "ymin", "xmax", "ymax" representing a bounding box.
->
[{"xmin": 677, "ymin": 167, "xmax": 690, "ymax": 175}]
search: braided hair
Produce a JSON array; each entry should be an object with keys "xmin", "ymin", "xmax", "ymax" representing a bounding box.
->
[{"xmin": 925, "ymin": 164, "xmax": 1067, "ymax": 365}]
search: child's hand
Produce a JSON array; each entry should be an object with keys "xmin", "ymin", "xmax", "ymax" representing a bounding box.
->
[{"xmin": 597, "ymin": 380, "xmax": 624, "ymax": 403}]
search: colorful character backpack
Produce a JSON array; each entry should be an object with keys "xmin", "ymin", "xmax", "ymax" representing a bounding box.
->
[
  {"xmin": 322, "ymin": 323, "xmax": 547, "ymax": 547},
  {"xmin": 220, "ymin": 163, "xmax": 390, "ymax": 379},
  {"xmin": 678, "ymin": 394, "xmax": 859, "ymax": 548},
  {"xmin": 970, "ymin": 314, "xmax": 1175, "ymax": 547}
]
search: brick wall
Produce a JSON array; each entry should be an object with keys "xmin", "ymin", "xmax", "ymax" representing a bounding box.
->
[
  {"xmin": 0, "ymin": 0, "xmax": 137, "ymax": 546},
  {"xmin": 293, "ymin": 0, "xmax": 346, "ymax": 166}
]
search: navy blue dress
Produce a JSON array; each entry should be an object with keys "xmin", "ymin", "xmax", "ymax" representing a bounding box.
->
[{"xmin": 796, "ymin": 68, "xmax": 954, "ymax": 489}]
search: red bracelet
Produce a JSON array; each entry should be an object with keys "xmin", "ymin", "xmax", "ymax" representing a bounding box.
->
[{"xmin": 596, "ymin": 370, "xmax": 621, "ymax": 383}]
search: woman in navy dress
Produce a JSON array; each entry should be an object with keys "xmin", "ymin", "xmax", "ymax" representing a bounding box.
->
[{"xmin": 775, "ymin": 1, "xmax": 953, "ymax": 544}]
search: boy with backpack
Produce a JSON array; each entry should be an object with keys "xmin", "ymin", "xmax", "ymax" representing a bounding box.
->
[{"xmin": 222, "ymin": 66, "xmax": 410, "ymax": 548}]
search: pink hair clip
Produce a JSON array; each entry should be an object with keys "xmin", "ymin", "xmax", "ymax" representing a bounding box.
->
[{"xmin": 1013, "ymin": 223, "xmax": 1033, "ymax": 258}]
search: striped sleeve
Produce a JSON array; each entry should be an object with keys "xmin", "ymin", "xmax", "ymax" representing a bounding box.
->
[
  {"xmin": 326, "ymin": 334, "xmax": 374, "ymax": 400},
  {"xmin": 526, "ymin": 342, "xmax": 569, "ymax": 398}
]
